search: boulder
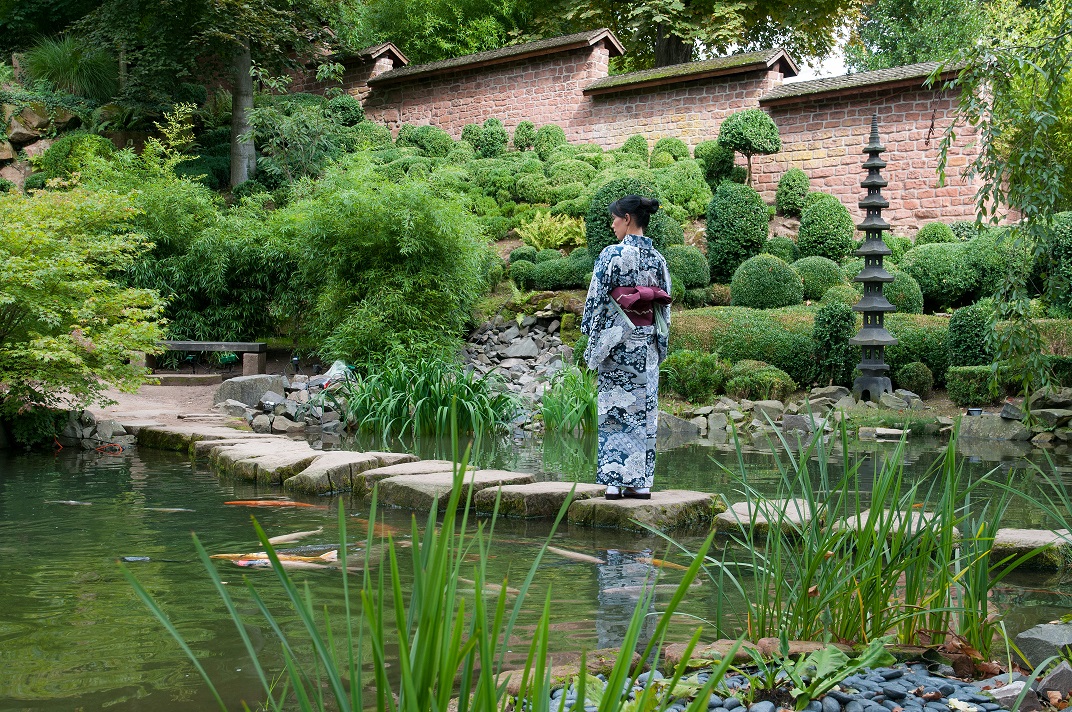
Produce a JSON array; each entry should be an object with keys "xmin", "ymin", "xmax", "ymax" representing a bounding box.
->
[
  {"xmin": 1035, "ymin": 409, "xmax": 1072, "ymax": 428},
  {"xmin": 810, "ymin": 386, "xmax": 850, "ymax": 401},
  {"xmin": 707, "ymin": 412, "xmax": 728, "ymax": 431},
  {"xmin": 878, "ymin": 392, "xmax": 909, "ymax": 410},
  {"xmin": 503, "ymin": 337, "xmax": 540, "ymax": 359},
  {"xmin": 214, "ymin": 374, "xmax": 288, "ymax": 407},
  {"xmin": 833, "ymin": 395, "xmax": 857, "ymax": 411},
  {"xmin": 1001, "ymin": 401, "xmax": 1026, "ymax": 420},
  {"xmin": 1039, "ymin": 660, "xmax": 1072, "ymax": 697},
  {"xmin": 781, "ymin": 414, "xmax": 813, "ymax": 435},
  {"xmin": 21, "ymin": 138, "xmax": 52, "ymax": 160},
  {"xmin": 566, "ymin": 490, "xmax": 723, "ymax": 532},
  {"xmin": 251, "ymin": 414, "xmax": 271, "ymax": 433},
  {"xmin": 18, "ymin": 105, "xmax": 50, "ymax": 129},
  {"xmin": 6, "ymin": 117, "xmax": 40, "ymax": 144},
  {"xmin": 753, "ymin": 400, "xmax": 784, "ymax": 422},
  {"xmin": 271, "ymin": 416, "xmax": 300, "ymax": 433},
  {"xmin": 1029, "ymin": 387, "xmax": 1072, "ymax": 410},
  {"xmin": 986, "ymin": 681, "xmax": 1041, "ymax": 712},
  {"xmin": 1016, "ymin": 624, "xmax": 1072, "ymax": 668},
  {"xmin": 213, "ymin": 399, "xmax": 250, "ymax": 418},
  {"xmin": 0, "ymin": 140, "xmax": 13, "ymax": 161},
  {"xmin": 958, "ymin": 413, "xmax": 1032, "ymax": 441},
  {"xmin": 657, "ymin": 411, "xmax": 700, "ymax": 441}
]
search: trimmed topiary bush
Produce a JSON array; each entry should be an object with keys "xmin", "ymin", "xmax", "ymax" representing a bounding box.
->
[
  {"xmin": 726, "ymin": 361, "xmax": 797, "ymax": 401},
  {"xmin": 661, "ymin": 349, "xmax": 730, "ymax": 402},
  {"xmin": 798, "ymin": 194, "xmax": 855, "ymax": 262},
  {"xmin": 477, "ymin": 118, "xmax": 508, "ymax": 158},
  {"xmin": 327, "ymin": 94, "xmax": 366, "ymax": 126},
  {"xmin": 899, "ymin": 242, "xmax": 976, "ymax": 310},
  {"xmin": 896, "ymin": 361, "xmax": 934, "ymax": 399},
  {"xmin": 763, "ymin": 236, "xmax": 799, "ymax": 264},
  {"xmin": 812, "ymin": 301, "xmax": 857, "ymax": 386},
  {"xmin": 619, "ymin": 135, "xmax": 650, "ymax": 162},
  {"xmin": 510, "ymin": 245, "xmax": 537, "ymax": 264},
  {"xmin": 545, "ymin": 144, "xmax": 580, "ymax": 164},
  {"xmin": 884, "ymin": 235, "xmax": 913, "ymax": 264},
  {"xmin": 1048, "ymin": 213, "xmax": 1072, "ymax": 317},
  {"xmin": 535, "ymin": 248, "xmax": 562, "ymax": 263},
  {"xmin": 650, "ymin": 151, "xmax": 675, "ymax": 168},
  {"xmin": 513, "ymin": 121, "xmax": 536, "ymax": 151},
  {"xmin": 396, "ymin": 124, "xmax": 454, "ymax": 157},
  {"xmin": 706, "ymin": 181, "xmax": 769, "ymax": 282},
  {"xmin": 683, "ymin": 287, "xmax": 710, "ymax": 308},
  {"xmin": 915, "ymin": 222, "xmax": 957, "ymax": 245},
  {"xmin": 509, "ymin": 259, "xmax": 537, "ymax": 289},
  {"xmin": 950, "ymin": 220, "xmax": 979, "ymax": 241},
  {"xmin": 665, "ymin": 244, "xmax": 710, "ymax": 289},
  {"xmin": 791, "ymin": 256, "xmax": 844, "ymax": 301},
  {"xmin": 653, "ymin": 159, "xmax": 713, "ymax": 218},
  {"xmin": 820, "ymin": 284, "xmax": 861, "ymax": 306},
  {"xmin": 584, "ymin": 176, "xmax": 680, "ymax": 258},
  {"xmin": 885, "ymin": 314, "xmax": 950, "ymax": 387},
  {"xmin": 731, "ymin": 254, "xmax": 803, "ymax": 309},
  {"xmin": 693, "ymin": 140, "xmax": 736, "ymax": 188},
  {"xmin": 534, "ymin": 124, "xmax": 568, "ymax": 161},
  {"xmin": 882, "ymin": 271, "xmax": 924, "ymax": 314},
  {"xmin": 775, "ymin": 167, "xmax": 810, "ymax": 217},
  {"xmin": 947, "ymin": 365, "xmax": 998, "ymax": 406},
  {"xmin": 547, "ymin": 159, "xmax": 597, "ymax": 186},
  {"xmin": 653, "ymin": 137, "xmax": 689, "ymax": 162},
  {"xmin": 947, "ymin": 300, "xmax": 993, "ymax": 367},
  {"xmin": 718, "ymin": 109, "xmax": 781, "ymax": 185}
]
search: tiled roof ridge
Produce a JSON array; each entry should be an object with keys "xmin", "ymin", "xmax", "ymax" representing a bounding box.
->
[
  {"xmin": 761, "ymin": 61, "xmax": 960, "ymax": 104},
  {"xmin": 585, "ymin": 48, "xmax": 797, "ymax": 94}
]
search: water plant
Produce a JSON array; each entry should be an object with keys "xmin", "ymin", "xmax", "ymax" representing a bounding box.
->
[{"xmin": 541, "ymin": 364, "xmax": 597, "ymax": 433}]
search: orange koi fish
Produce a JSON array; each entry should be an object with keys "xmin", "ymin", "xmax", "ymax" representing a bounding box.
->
[{"xmin": 224, "ymin": 500, "xmax": 322, "ymax": 508}]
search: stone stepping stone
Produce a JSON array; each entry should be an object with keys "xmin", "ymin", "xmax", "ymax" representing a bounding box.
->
[
  {"xmin": 473, "ymin": 481, "xmax": 606, "ymax": 518},
  {"xmin": 355, "ymin": 459, "xmax": 463, "ymax": 497},
  {"xmin": 714, "ymin": 497, "xmax": 815, "ymax": 535},
  {"xmin": 211, "ymin": 440, "xmax": 320, "ymax": 484},
  {"xmin": 661, "ymin": 639, "xmax": 758, "ymax": 671},
  {"xmin": 191, "ymin": 435, "xmax": 280, "ymax": 458},
  {"xmin": 377, "ymin": 469, "xmax": 535, "ymax": 511},
  {"xmin": 137, "ymin": 424, "xmax": 268, "ymax": 453},
  {"xmin": 283, "ymin": 452, "xmax": 387, "ymax": 495},
  {"xmin": 833, "ymin": 508, "xmax": 960, "ymax": 538},
  {"xmin": 566, "ymin": 490, "xmax": 722, "ymax": 532},
  {"xmin": 992, "ymin": 528, "xmax": 1072, "ymax": 570}
]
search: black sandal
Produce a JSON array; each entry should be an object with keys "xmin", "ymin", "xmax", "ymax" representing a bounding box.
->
[
  {"xmin": 604, "ymin": 491, "xmax": 623, "ymax": 501},
  {"xmin": 622, "ymin": 489, "xmax": 651, "ymax": 500}
]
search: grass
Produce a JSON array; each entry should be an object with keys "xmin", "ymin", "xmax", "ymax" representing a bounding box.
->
[{"xmin": 541, "ymin": 364, "xmax": 597, "ymax": 433}]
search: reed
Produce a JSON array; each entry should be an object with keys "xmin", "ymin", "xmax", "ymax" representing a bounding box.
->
[{"xmin": 541, "ymin": 365, "xmax": 597, "ymax": 434}]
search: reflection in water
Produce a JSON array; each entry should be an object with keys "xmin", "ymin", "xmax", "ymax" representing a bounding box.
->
[{"xmin": 596, "ymin": 549, "xmax": 657, "ymax": 650}]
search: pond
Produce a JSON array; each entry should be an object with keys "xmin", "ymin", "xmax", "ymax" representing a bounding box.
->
[{"xmin": 1, "ymin": 434, "xmax": 1071, "ymax": 710}]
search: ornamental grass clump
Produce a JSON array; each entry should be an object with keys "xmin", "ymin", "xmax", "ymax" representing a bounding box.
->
[
  {"xmin": 541, "ymin": 365, "xmax": 597, "ymax": 433},
  {"xmin": 730, "ymin": 254, "xmax": 803, "ymax": 309}
]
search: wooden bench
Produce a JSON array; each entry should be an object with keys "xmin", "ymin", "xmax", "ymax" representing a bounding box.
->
[{"xmin": 140, "ymin": 341, "xmax": 268, "ymax": 376}]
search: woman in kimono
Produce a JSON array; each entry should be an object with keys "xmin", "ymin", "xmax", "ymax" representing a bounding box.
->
[{"xmin": 580, "ymin": 195, "xmax": 672, "ymax": 500}]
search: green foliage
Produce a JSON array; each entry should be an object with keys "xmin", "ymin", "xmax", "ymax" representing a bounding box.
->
[
  {"xmin": 812, "ymin": 301, "xmax": 856, "ymax": 386},
  {"xmin": 512, "ymin": 120, "xmax": 536, "ymax": 151},
  {"xmin": 326, "ymin": 94, "xmax": 365, "ymax": 126},
  {"xmin": 244, "ymin": 97, "xmax": 351, "ymax": 184},
  {"xmin": 396, "ymin": 124, "xmax": 454, "ymax": 157},
  {"xmin": 947, "ymin": 365, "xmax": 999, "ymax": 406},
  {"xmin": 718, "ymin": 109, "xmax": 781, "ymax": 184},
  {"xmin": 23, "ymin": 35, "xmax": 118, "ymax": 102},
  {"xmin": 763, "ymin": 236, "xmax": 799, "ymax": 264},
  {"xmin": 885, "ymin": 313, "xmax": 950, "ymax": 386},
  {"xmin": 231, "ymin": 179, "xmax": 269, "ymax": 200},
  {"xmin": 899, "ymin": 242, "xmax": 975, "ymax": 310},
  {"xmin": 798, "ymin": 194, "xmax": 855, "ymax": 261},
  {"xmin": 509, "ymin": 259, "xmax": 536, "ymax": 288},
  {"xmin": 661, "ymin": 349, "xmax": 729, "ymax": 402},
  {"xmin": 0, "ymin": 187, "xmax": 163, "ymax": 416},
  {"xmin": 683, "ymin": 287, "xmax": 711, "ymax": 307},
  {"xmin": 350, "ymin": 121, "xmax": 395, "ymax": 151},
  {"xmin": 664, "ymin": 244, "xmax": 710, "ymax": 289},
  {"xmin": 460, "ymin": 123, "xmax": 484, "ymax": 148},
  {"xmin": 516, "ymin": 211, "xmax": 586, "ymax": 251},
  {"xmin": 881, "ymin": 270, "xmax": 924, "ymax": 314},
  {"xmin": 693, "ymin": 140, "xmax": 736, "ymax": 188},
  {"xmin": 950, "ymin": 220, "xmax": 979, "ymax": 241},
  {"xmin": 541, "ymin": 365, "xmax": 597, "ymax": 433},
  {"xmin": 653, "ymin": 136, "xmax": 689, "ymax": 161},
  {"xmin": 476, "ymin": 117, "xmax": 508, "ymax": 158},
  {"xmin": 731, "ymin": 254, "xmax": 804, "ymax": 309},
  {"xmin": 776, "ymin": 167, "xmax": 810, "ymax": 217},
  {"xmin": 948, "ymin": 300, "xmax": 993, "ymax": 367},
  {"xmin": 706, "ymin": 181, "xmax": 769, "ymax": 281},
  {"xmin": 915, "ymin": 221, "xmax": 957, "ymax": 245},
  {"xmin": 547, "ymin": 159, "xmax": 596, "ymax": 186},
  {"xmin": 652, "ymin": 159, "xmax": 713, "ymax": 217},
  {"xmin": 792, "ymin": 256, "xmax": 843, "ymax": 301},
  {"xmin": 896, "ymin": 361, "xmax": 934, "ymax": 398},
  {"xmin": 726, "ymin": 360, "xmax": 797, "ymax": 401},
  {"xmin": 844, "ymin": 0, "xmax": 984, "ymax": 71},
  {"xmin": 821, "ymin": 283, "xmax": 861, "ymax": 306},
  {"xmin": 0, "ymin": 177, "xmax": 15, "ymax": 193},
  {"xmin": 649, "ymin": 151, "xmax": 675, "ymax": 168},
  {"xmin": 31, "ymin": 131, "xmax": 115, "ymax": 180},
  {"xmin": 535, "ymin": 248, "xmax": 561, "ymax": 263},
  {"xmin": 619, "ymin": 134, "xmax": 650, "ymax": 162},
  {"xmin": 534, "ymin": 124, "xmax": 567, "ymax": 161},
  {"xmin": 5, "ymin": 405, "xmax": 69, "ymax": 449},
  {"xmin": 1048, "ymin": 212, "xmax": 1072, "ymax": 317},
  {"xmin": 884, "ymin": 235, "xmax": 913, "ymax": 263}
]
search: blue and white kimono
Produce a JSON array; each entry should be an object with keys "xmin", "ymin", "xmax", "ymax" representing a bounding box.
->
[{"xmin": 580, "ymin": 234, "xmax": 671, "ymax": 490}]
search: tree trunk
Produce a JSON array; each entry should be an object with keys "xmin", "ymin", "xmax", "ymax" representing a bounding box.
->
[
  {"xmin": 654, "ymin": 24, "xmax": 694, "ymax": 67},
  {"xmin": 118, "ymin": 46, "xmax": 127, "ymax": 89},
  {"xmin": 230, "ymin": 40, "xmax": 256, "ymax": 187}
]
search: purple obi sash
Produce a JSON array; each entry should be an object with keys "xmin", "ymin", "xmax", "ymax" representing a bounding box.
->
[{"xmin": 610, "ymin": 286, "xmax": 672, "ymax": 327}]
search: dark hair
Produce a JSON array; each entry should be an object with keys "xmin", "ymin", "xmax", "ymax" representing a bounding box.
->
[{"xmin": 608, "ymin": 194, "xmax": 660, "ymax": 229}]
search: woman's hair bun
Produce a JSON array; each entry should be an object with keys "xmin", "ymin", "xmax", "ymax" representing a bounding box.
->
[
  {"xmin": 608, "ymin": 194, "xmax": 660, "ymax": 228},
  {"xmin": 640, "ymin": 196, "xmax": 660, "ymax": 212}
]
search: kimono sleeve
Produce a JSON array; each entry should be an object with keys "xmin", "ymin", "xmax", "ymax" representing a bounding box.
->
[{"xmin": 581, "ymin": 247, "xmax": 615, "ymax": 336}]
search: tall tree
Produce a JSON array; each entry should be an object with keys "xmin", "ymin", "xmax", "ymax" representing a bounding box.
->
[{"xmin": 844, "ymin": 0, "xmax": 985, "ymax": 71}]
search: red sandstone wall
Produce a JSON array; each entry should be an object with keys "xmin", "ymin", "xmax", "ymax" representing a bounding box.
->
[
  {"xmin": 753, "ymin": 89, "xmax": 977, "ymax": 236},
  {"xmin": 290, "ymin": 55, "xmax": 395, "ymax": 102}
]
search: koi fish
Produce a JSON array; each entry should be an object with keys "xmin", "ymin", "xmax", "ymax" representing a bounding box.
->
[
  {"xmin": 235, "ymin": 559, "xmax": 332, "ymax": 570},
  {"xmin": 145, "ymin": 507, "xmax": 195, "ymax": 513},
  {"xmin": 638, "ymin": 557, "xmax": 689, "ymax": 571},
  {"xmin": 457, "ymin": 577, "xmax": 521, "ymax": 596},
  {"xmin": 352, "ymin": 518, "xmax": 405, "ymax": 538},
  {"xmin": 267, "ymin": 527, "xmax": 324, "ymax": 545},
  {"xmin": 211, "ymin": 550, "xmax": 339, "ymax": 563},
  {"xmin": 224, "ymin": 500, "xmax": 321, "ymax": 508},
  {"xmin": 547, "ymin": 546, "xmax": 603, "ymax": 564},
  {"xmin": 46, "ymin": 500, "xmax": 92, "ymax": 506},
  {"xmin": 602, "ymin": 581, "xmax": 703, "ymax": 595}
]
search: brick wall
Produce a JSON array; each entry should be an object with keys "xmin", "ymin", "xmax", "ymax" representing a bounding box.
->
[{"xmin": 753, "ymin": 87, "xmax": 977, "ymax": 235}]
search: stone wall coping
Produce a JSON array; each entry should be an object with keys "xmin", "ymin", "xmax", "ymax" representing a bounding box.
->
[
  {"xmin": 368, "ymin": 28, "xmax": 623, "ymax": 86},
  {"xmin": 584, "ymin": 48, "xmax": 797, "ymax": 96},
  {"xmin": 760, "ymin": 61, "xmax": 961, "ymax": 107}
]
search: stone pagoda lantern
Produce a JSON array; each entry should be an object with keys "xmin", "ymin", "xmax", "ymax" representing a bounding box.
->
[{"xmin": 849, "ymin": 114, "xmax": 897, "ymax": 402}]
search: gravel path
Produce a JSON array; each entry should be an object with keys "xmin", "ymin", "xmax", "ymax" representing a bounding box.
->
[{"xmin": 90, "ymin": 384, "xmax": 218, "ymax": 423}]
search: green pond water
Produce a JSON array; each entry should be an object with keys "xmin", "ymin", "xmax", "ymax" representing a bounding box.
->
[{"xmin": 2, "ymin": 434, "xmax": 1072, "ymax": 710}]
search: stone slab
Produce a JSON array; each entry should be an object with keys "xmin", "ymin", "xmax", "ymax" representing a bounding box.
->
[
  {"xmin": 283, "ymin": 451, "xmax": 385, "ymax": 495},
  {"xmin": 661, "ymin": 639, "xmax": 757, "ymax": 673},
  {"xmin": 213, "ymin": 374, "xmax": 289, "ymax": 407},
  {"xmin": 355, "ymin": 459, "xmax": 462, "ymax": 497},
  {"xmin": 136, "ymin": 424, "xmax": 257, "ymax": 453},
  {"xmin": 834, "ymin": 508, "xmax": 960, "ymax": 538},
  {"xmin": 473, "ymin": 481, "xmax": 606, "ymax": 518},
  {"xmin": 958, "ymin": 414, "xmax": 1032, "ymax": 441},
  {"xmin": 1017, "ymin": 623, "xmax": 1072, "ymax": 669},
  {"xmin": 992, "ymin": 528, "xmax": 1072, "ymax": 570},
  {"xmin": 566, "ymin": 490, "xmax": 722, "ymax": 532},
  {"xmin": 208, "ymin": 440, "xmax": 320, "ymax": 484},
  {"xmin": 714, "ymin": 498, "xmax": 815, "ymax": 535},
  {"xmin": 377, "ymin": 469, "xmax": 535, "ymax": 511},
  {"xmin": 191, "ymin": 435, "xmax": 280, "ymax": 458},
  {"xmin": 153, "ymin": 373, "xmax": 223, "ymax": 386}
]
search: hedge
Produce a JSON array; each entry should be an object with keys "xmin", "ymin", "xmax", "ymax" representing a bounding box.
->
[
  {"xmin": 731, "ymin": 254, "xmax": 804, "ymax": 309},
  {"xmin": 946, "ymin": 365, "xmax": 999, "ymax": 406},
  {"xmin": 661, "ymin": 349, "xmax": 729, "ymax": 402},
  {"xmin": 706, "ymin": 181, "xmax": 769, "ymax": 281},
  {"xmin": 885, "ymin": 313, "xmax": 950, "ymax": 387},
  {"xmin": 791, "ymin": 256, "xmax": 844, "ymax": 301},
  {"xmin": 509, "ymin": 245, "xmax": 537, "ymax": 264},
  {"xmin": 899, "ymin": 242, "xmax": 975, "ymax": 310}
]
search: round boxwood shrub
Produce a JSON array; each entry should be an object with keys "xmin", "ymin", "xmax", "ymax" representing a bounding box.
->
[
  {"xmin": 899, "ymin": 242, "xmax": 976, "ymax": 310},
  {"xmin": 664, "ymin": 244, "xmax": 710, "ymax": 289},
  {"xmin": 327, "ymin": 95, "xmax": 365, "ymax": 126},
  {"xmin": 514, "ymin": 173, "xmax": 555, "ymax": 204},
  {"xmin": 820, "ymin": 284, "xmax": 861, "ymax": 306},
  {"xmin": 534, "ymin": 124, "xmax": 568, "ymax": 161},
  {"xmin": 763, "ymin": 236, "xmax": 799, "ymax": 264},
  {"xmin": 791, "ymin": 256, "xmax": 843, "ymax": 301},
  {"xmin": 693, "ymin": 140, "xmax": 735, "ymax": 187},
  {"xmin": 547, "ymin": 159, "xmax": 597, "ymax": 186},
  {"xmin": 619, "ymin": 134, "xmax": 650, "ymax": 162},
  {"xmin": 653, "ymin": 159, "xmax": 713, "ymax": 218},
  {"xmin": 896, "ymin": 361, "xmax": 934, "ymax": 399},
  {"xmin": 584, "ymin": 176, "xmax": 681, "ymax": 257},
  {"xmin": 884, "ymin": 235, "xmax": 913, "ymax": 264},
  {"xmin": 510, "ymin": 259, "xmax": 537, "ymax": 289},
  {"xmin": 545, "ymin": 144, "xmax": 579, "ymax": 165},
  {"xmin": 915, "ymin": 222, "xmax": 957, "ymax": 245},
  {"xmin": 798, "ymin": 194, "xmax": 855, "ymax": 261},
  {"xmin": 445, "ymin": 139, "xmax": 476, "ymax": 163},
  {"xmin": 530, "ymin": 256, "xmax": 587, "ymax": 290},
  {"xmin": 650, "ymin": 151, "xmax": 675, "ymax": 168},
  {"xmin": 882, "ymin": 271, "xmax": 924, "ymax": 314},
  {"xmin": 510, "ymin": 245, "xmax": 538, "ymax": 264},
  {"xmin": 775, "ymin": 167, "xmax": 810, "ymax": 217},
  {"xmin": 730, "ymin": 254, "xmax": 803, "ymax": 309},
  {"xmin": 653, "ymin": 137, "xmax": 689, "ymax": 162},
  {"xmin": 706, "ymin": 181, "xmax": 769, "ymax": 282},
  {"xmin": 725, "ymin": 361, "xmax": 797, "ymax": 401},
  {"xmin": 535, "ymin": 248, "xmax": 562, "ymax": 263},
  {"xmin": 661, "ymin": 349, "xmax": 730, "ymax": 402},
  {"xmin": 513, "ymin": 121, "xmax": 536, "ymax": 151},
  {"xmin": 396, "ymin": 124, "xmax": 454, "ymax": 157},
  {"xmin": 477, "ymin": 118, "xmax": 508, "ymax": 158},
  {"xmin": 947, "ymin": 300, "xmax": 992, "ymax": 367}
]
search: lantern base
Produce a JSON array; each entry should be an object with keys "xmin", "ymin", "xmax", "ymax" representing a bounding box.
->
[{"xmin": 852, "ymin": 375, "xmax": 893, "ymax": 403}]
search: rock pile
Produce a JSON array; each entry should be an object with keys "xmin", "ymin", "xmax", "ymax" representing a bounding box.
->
[
  {"xmin": 1, "ymin": 104, "xmax": 78, "ymax": 190},
  {"xmin": 462, "ymin": 314, "xmax": 573, "ymax": 403},
  {"xmin": 57, "ymin": 410, "xmax": 137, "ymax": 450},
  {"xmin": 210, "ymin": 373, "xmax": 345, "ymax": 448}
]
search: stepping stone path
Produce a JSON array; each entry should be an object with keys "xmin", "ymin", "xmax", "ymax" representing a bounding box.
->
[
  {"xmin": 475, "ymin": 481, "xmax": 606, "ymax": 518},
  {"xmin": 567, "ymin": 490, "xmax": 723, "ymax": 532},
  {"xmin": 714, "ymin": 498, "xmax": 815, "ymax": 535}
]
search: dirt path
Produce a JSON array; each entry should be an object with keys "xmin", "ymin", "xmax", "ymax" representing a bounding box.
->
[{"xmin": 90, "ymin": 384, "xmax": 219, "ymax": 423}]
